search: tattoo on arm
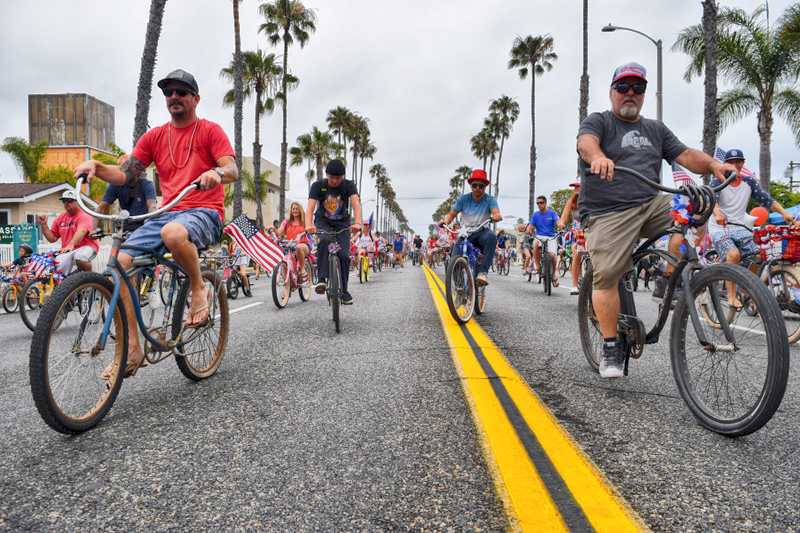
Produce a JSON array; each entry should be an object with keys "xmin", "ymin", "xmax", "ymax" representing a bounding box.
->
[{"xmin": 121, "ymin": 156, "xmax": 146, "ymax": 186}]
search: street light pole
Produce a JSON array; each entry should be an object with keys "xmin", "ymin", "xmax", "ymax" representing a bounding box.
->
[{"xmin": 602, "ymin": 23, "xmax": 663, "ymax": 122}]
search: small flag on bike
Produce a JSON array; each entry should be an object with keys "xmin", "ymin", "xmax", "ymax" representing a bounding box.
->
[
  {"xmin": 24, "ymin": 254, "xmax": 51, "ymax": 278},
  {"xmin": 671, "ymin": 162, "xmax": 693, "ymax": 186},
  {"xmin": 223, "ymin": 214, "xmax": 284, "ymax": 274}
]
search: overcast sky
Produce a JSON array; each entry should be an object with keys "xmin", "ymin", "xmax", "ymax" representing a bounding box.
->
[{"xmin": 1, "ymin": 0, "xmax": 796, "ymax": 233}]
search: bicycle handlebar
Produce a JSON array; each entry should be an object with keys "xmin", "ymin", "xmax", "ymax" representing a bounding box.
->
[
  {"xmin": 584, "ymin": 166, "xmax": 737, "ymax": 194},
  {"xmin": 74, "ymin": 175, "xmax": 200, "ymax": 222}
]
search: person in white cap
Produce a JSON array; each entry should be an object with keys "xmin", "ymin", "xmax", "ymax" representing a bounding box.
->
[{"xmin": 36, "ymin": 189, "xmax": 98, "ymax": 274}]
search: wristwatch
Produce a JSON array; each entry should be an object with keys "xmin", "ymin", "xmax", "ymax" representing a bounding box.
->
[{"xmin": 213, "ymin": 167, "xmax": 225, "ymax": 179}]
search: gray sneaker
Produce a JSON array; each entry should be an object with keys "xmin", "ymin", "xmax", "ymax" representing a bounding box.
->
[
  {"xmin": 599, "ymin": 343, "xmax": 624, "ymax": 378},
  {"xmin": 314, "ymin": 281, "xmax": 327, "ymax": 294}
]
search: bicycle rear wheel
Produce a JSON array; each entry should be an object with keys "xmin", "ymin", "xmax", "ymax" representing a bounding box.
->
[
  {"xmin": 762, "ymin": 264, "xmax": 800, "ymax": 344},
  {"xmin": 20, "ymin": 278, "xmax": 47, "ymax": 332},
  {"xmin": 226, "ymin": 272, "xmax": 240, "ymax": 300},
  {"xmin": 543, "ymin": 255, "xmax": 552, "ymax": 296},
  {"xmin": 446, "ymin": 256, "xmax": 475, "ymax": 324},
  {"xmin": 271, "ymin": 261, "xmax": 290, "ymax": 309},
  {"xmin": 329, "ymin": 257, "xmax": 341, "ymax": 333},
  {"xmin": 2, "ymin": 284, "xmax": 19, "ymax": 313},
  {"xmin": 671, "ymin": 264, "xmax": 789, "ymax": 436},
  {"xmin": 577, "ymin": 262, "xmax": 602, "ymax": 372},
  {"xmin": 298, "ymin": 259, "xmax": 313, "ymax": 302},
  {"xmin": 173, "ymin": 270, "xmax": 229, "ymax": 380},
  {"xmin": 559, "ymin": 256, "xmax": 570, "ymax": 278},
  {"xmin": 29, "ymin": 272, "xmax": 126, "ymax": 434}
]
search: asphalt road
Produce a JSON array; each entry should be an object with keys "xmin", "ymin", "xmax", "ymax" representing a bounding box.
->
[{"xmin": 1, "ymin": 261, "xmax": 798, "ymax": 531}]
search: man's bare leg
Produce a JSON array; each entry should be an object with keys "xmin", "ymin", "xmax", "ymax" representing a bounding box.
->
[
  {"xmin": 101, "ymin": 252, "xmax": 144, "ymax": 379},
  {"xmin": 76, "ymin": 260, "xmax": 92, "ymax": 272},
  {"xmin": 161, "ymin": 222, "xmax": 208, "ymax": 325},
  {"xmin": 593, "ymin": 287, "xmax": 620, "ymax": 339},
  {"xmin": 724, "ymin": 247, "xmax": 742, "ymax": 307}
]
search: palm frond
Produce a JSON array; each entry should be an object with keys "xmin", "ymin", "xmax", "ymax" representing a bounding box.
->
[
  {"xmin": 717, "ymin": 88, "xmax": 759, "ymax": 131},
  {"xmin": 774, "ymin": 88, "xmax": 800, "ymax": 146}
]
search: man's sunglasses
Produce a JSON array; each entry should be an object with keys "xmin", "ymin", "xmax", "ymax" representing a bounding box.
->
[
  {"xmin": 613, "ymin": 82, "xmax": 646, "ymax": 95},
  {"xmin": 162, "ymin": 87, "xmax": 194, "ymax": 97},
  {"xmin": 536, "ymin": 201, "xmax": 546, "ymax": 205},
  {"xmin": 471, "ymin": 182, "xmax": 486, "ymax": 189}
]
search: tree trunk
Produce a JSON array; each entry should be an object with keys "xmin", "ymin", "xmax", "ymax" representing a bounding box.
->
[
  {"xmin": 133, "ymin": 0, "xmax": 167, "ymax": 194},
  {"xmin": 351, "ymin": 146, "xmax": 359, "ymax": 180},
  {"xmin": 278, "ymin": 32, "xmax": 289, "ymax": 221},
  {"xmin": 577, "ymin": 0, "xmax": 589, "ymax": 174},
  {"xmin": 253, "ymin": 98, "xmax": 264, "ymax": 228},
  {"xmin": 358, "ymin": 155, "xmax": 365, "ymax": 198},
  {"xmin": 232, "ymin": 0, "xmax": 244, "ymax": 218},
  {"xmin": 495, "ymin": 136, "xmax": 505, "ymax": 198},
  {"xmin": 488, "ymin": 154, "xmax": 495, "ymax": 192},
  {"xmin": 758, "ymin": 106, "xmax": 773, "ymax": 190},
  {"xmin": 316, "ymin": 154, "xmax": 323, "ymax": 184},
  {"xmin": 701, "ymin": 0, "xmax": 719, "ymax": 185},
  {"xmin": 529, "ymin": 73, "xmax": 537, "ymax": 218}
]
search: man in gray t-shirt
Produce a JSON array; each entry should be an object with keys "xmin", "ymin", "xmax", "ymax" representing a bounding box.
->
[{"xmin": 576, "ymin": 61, "xmax": 737, "ymax": 379}]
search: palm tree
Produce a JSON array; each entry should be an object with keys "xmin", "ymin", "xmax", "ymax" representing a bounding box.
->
[
  {"xmin": 454, "ymin": 165, "xmax": 471, "ymax": 194},
  {"xmin": 578, "ymin": 0, "xmax": 589, "ymax": 174},
  {"xmin": 1, "ymin": 137, "xmax": 48, "ymax": 182},
  {"xmin": 224, "ymin": 168, "xmax": 270, "ymax": 207},
  {"xmin": 346, "ymin": 114, "xmax": 369, "ymax": 180},
  {"xmin": 359, "ymin": 142, "xmax": 376, "ymax": 199},
  {"xmin": 700, "ymin": 0, "xmax": 719, "ymax": 172},
  {"xmin": 289, "ymin": 132, "xmax": 314, "ymax": 183},
  {"xmin": 221, "ymin": 49, "xmax": 283, "ymax": 227},
  {"xmin": 326, "ymin": 106, "xmax": 352, "ymax": 159},
  {"xmin": 309, "ymin": 126, "xmax": 335, "ymax": 181},
  {"xmin": 231, "ymin": 0, "xmax": 245, "ymax": 217},
  {"xmin": 488, "ymin": 95, "xmax": 520, "ymax": 199},
  {"xmin": 133, "ymin": 0, "xmax": 167, "ymax": 146},
  {"xmin": 508, "ymin": 34, "xmax": 557, "ymax": 216},
  {"xmin": 470, "ymin": 129, "xmax": 493, "ymax": 169},
  {"xmin": 259, "ymin": 0, "xmax": 317, "ymax": 220},
  {"xmin": 370, "ymin": 163, "xmax": 386, "ymax": 230},
  {"xmin": 674, "ymin": 5, "xmax": 800, "ymax": 189}
]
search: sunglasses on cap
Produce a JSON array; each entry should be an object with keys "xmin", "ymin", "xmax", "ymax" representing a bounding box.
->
[
  {"xmin": 162, "ymin": 87, "xmax": 194, "ymax": 97},
  {"xmin": 612, "ymin": 82, "xmax": 646, "ymax": 95},
  {"xmin": 471, "ymin": 182, "xmax": 486, "ymax": 189}
]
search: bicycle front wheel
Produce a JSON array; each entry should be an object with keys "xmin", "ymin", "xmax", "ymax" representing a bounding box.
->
[
  {"xmin": 577, "ymin": 262, "xmax": 602, "ymax": 372},
  {"xmin": 298, "ymin": 259, "xmax": 313, "ymax": 302},
  {"xmin": 271, "ymin": 261, "xmax": 291, "ymax": 309},
  {"xmin": 29, "ymin": 272, "xmax": 127, "ymax": 434},
  {"xmin": 173, "ymin": 270, "xmax": 229, "ymax": 380},
  {"xmin": 446, "ymin": 256, "xmax": 475, "ymax": 324},
  {"xmin": 671, "ymin": 264, "xmax": 789, "ymax": 436},
  {"xmin": 329, "ymin": 257, "xmax": 341, "ymax": 333},
  {"xmin": 543, "ymin": 255, "xmax": 552, "ymax": 296},
  {"xmin": 762, "ymin": 264, "xmax": 800, "ymax": 344},
  {"xmin": 20, "ymin": 278, "xmax": 47, "ymax": 332},
  {"xmin": 2, "ymin": 284, "xmax": 19, "ymax": 313}
]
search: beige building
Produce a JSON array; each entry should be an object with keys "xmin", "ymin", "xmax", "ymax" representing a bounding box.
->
[
  {"xmin": 0, "ymin": 182, "xmax": 72, "ymax": 227},
  {"xmin": 224, "ymin": 156, "xmax": 290, "ymax": 225}
]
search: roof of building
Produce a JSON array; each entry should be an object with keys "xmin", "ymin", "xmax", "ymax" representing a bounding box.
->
[{"xmin": 0, "ymin": 182, "xmax": 72, "ymax": 203}]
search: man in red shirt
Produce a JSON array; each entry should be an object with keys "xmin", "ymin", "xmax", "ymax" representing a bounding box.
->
[
  {"xmin": 73, "ymin": 69, "xmax": 238, "ymax": 377},
  {"xmin": 36, "ymin": 189, "xmax": 98, "ymax": 273}
]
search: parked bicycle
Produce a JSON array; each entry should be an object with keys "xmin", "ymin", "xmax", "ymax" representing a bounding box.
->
[
  {"xmin": 578, "ymin": 166, "xmax": 789, "ymax": 437},
  {"xmin": 443, "ymin": 219, "xmax": 491, "ymax": 324},
  {"xmin": 29, "ymin": 177, "xmax": 229, "ymax": 434}
]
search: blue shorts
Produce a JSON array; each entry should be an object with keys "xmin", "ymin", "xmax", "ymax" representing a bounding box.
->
[
  {"xmin": 121, "ymin": 208, "xmax": 222, "ymax": 257},
  {"xmin": 710, "ymin": 228, "xmax": 759, "ymax": 260}
]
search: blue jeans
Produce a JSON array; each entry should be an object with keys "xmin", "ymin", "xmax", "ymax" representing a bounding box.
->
[
  {"xmin": 317, "ymin": 228, "xmax": 350, "ymax": 291},
  {"xmin": 467, "ymin": 227, "xmax": 496, "ymax": 274}
]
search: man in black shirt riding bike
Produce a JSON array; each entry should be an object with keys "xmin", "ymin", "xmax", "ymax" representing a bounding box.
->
[{"xmin": 576, "ymin": 62, "xmax": 737, "ymax": 379}]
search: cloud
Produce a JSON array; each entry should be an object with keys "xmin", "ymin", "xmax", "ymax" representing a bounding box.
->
[{"xmin": 1, "ymin": 0, "xmax": 797, "ymax": 234}]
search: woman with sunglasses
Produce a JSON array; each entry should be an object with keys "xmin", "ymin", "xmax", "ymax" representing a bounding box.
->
[{"xmin": 439, "ymin": 169, "xmax": 502, "ymax": 286}]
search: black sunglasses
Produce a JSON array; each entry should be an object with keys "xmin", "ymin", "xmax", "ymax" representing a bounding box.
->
[
  {"xmin": 536, "ymin": 201, "xmax": 546, "ymax": 204},
  {"xmin": 471, "ymin": 182, "xmax": 486, "ymax": 189},
  {"xmin": 162, "ymin": 87, "xmax": 193, "ymax": 97},
  {"xmin": 613, "ymin": 82, "xmax": 646, "ymax": 95}
]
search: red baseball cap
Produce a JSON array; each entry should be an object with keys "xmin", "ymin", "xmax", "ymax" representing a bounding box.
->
[
  {"xmin": 468, "ymin": 168, "xmax": 489, "ymax": 184},
  {"xmin": 611, "ymin": 62, "xmax": 647, "ymax": 85}
]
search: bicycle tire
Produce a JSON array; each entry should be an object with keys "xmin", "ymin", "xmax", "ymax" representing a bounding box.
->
[
  {"xmin": 559, "ymin": 256, "xmax": 569, "ymax": 279},
  {"xmin": 2, "ymin": 284, "xmax": 19, "ymax": 313},
  {"xmin": 445, "ymin": 256, "xmax": 475, "ymax": 324},
  {"xmin": 670, "ymin": 263, "xmax": 789, "ymax": 437},
  {"xmin": 543, "ymin": 254, "xmax": 552, "ymax": 296},
  {"xmin": 329, "ymin": 256, "xmax": 341, "ymax": 333},
  {"xmin": 158, "ymin": 269, "xmax": 173, "ymax": 306},
  {"xmin": 20, "ymin": 278, "xmax": 47, "ymax": 332},
  {"xmin": 762, "ymin": 264, "xmax": 800, "ymax": 344},
  {"xmin": 226, "ymin": 272, "xmax": 240, "ymax": 300},
  {"xmin": 577, "ymin": 262, "xmax": 602, "ymax": 372},
  {"xmin": 29, "ymin": 272, "xmax": 127, "ymax": 434},
  {"xmin": 173, "ymin": 269, "xmax": 229, "ymax": 381},
  {"xmin": 298, "ymin": 259, "xmax": 313, "ymax": 302},
  {"xmin": 271, "ymin": 261, "xmax": 290, "ymax": 309}
]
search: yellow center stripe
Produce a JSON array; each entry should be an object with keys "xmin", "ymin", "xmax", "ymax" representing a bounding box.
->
[{"xmin": 422, "ymin": 264, "xmax": 646, "ymax": 532}]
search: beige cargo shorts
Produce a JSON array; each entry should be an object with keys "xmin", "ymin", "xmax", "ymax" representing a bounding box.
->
[{"xmin": 584, "ymin": 194, "xmax": 672, "ymax": 289}]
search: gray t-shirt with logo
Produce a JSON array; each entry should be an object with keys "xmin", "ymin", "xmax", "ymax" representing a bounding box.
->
[{"xmin": 577, "ymin": 110, "xmax": 687, "ymax": 222}]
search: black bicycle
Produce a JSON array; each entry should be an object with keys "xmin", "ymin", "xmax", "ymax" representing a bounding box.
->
[
  {"xmin": 315, "ymin": 228, "xmax": 351, "ymax": 333},
  {"xmin": 578, "ymin": 166, "xmax": 789, "ymax": 437},
  {"xmin": 536, "ymin": 235, "xmax": 559, "ymax": 296}
]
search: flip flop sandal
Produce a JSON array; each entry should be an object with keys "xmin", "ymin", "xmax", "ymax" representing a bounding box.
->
[{"xmin": 183, "ymin": 303, "xmax": 210, "ymax": 329}]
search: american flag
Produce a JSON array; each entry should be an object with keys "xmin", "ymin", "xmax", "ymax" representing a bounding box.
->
[
  {"xmin": 714, "ymin": 146, "xmax": 755, "ymax": 177},
  {"xmin": 672, "ymin": 162, "xmax": 694, "ymax": 186},
  {"xmin": 223, "ymin": 214, "xmax": 285, "ymax": 274},
  {"xmin": 24, "ymin": 254, "xmax": 51, "ymax": 279}
]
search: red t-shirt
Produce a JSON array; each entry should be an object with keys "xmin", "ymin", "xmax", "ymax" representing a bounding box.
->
[
  {"xmin": 131, "ymin": 118, "xmax": 235, "ymax": 220},
  {"xmin": 280, "ymin": 220, "xmax": 306, "ymax": 241},
  {"xmin": 51, "ymin": 210, "xmax": 98, "ymax": 251}
]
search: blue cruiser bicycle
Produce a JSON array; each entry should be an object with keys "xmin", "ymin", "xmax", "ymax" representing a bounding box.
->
[{"xmin": 443, "ymin": 219, "xmax": 491, "ymax": 324}]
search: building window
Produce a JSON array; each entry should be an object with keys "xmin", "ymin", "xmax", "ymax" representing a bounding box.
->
[
  {"xmin": 26, "ymin": 214, "xmax": 36, "ymax": 225},
  {"xmin": 0, "ymin": 209, "xmax": 10, "ymax": 226}
]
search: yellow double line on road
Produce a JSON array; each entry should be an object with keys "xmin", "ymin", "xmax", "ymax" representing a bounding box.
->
[{"xmin": 422, "ymin": 264, "xmax": 645, "ymax": 532}]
